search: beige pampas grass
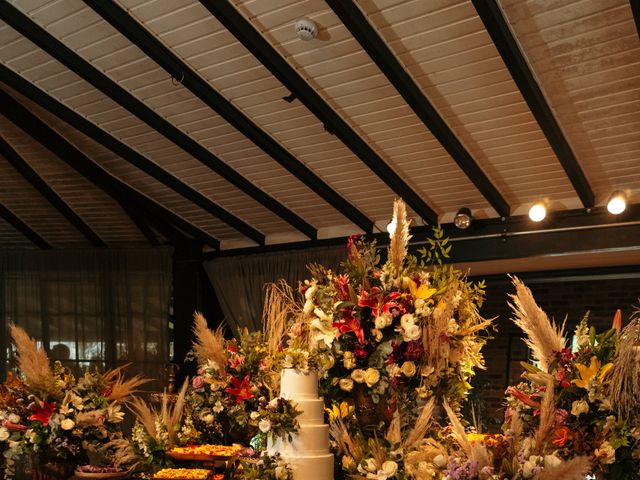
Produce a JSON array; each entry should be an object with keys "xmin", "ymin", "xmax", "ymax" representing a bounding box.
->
[
  {"xmin": 9, "ymin": 323, "xmax": 56, "ymax": 398},
  {"xmin": 535, "ymin": 456, "xmax": 591, "ymax": 480},
  {"xmin": 329, "ymin": 418, "xmax": 364, "ymax": 463},
  {"xmin": 192, "ymin": 312, "xmax": 227, "ymax": 376},
  {"xmin": 263, "ymin": 280, "xmax": 301, "ymax": 354},
  {"xmin": 443, "ymin": 398, "xmax": 491, "ymax": 473},
  {"xmin": 608, "ymin": 313, "xmax": 640, "ymax": 417},
  {"xmin": 533, "ymin": 377, "xmax": 556, "ymax": 454},
  {"xmin": 404, "ymin": 396, "xmax": 436, "ymax": 449},
  {"xmin": 509, "ymin": 277, "xmax": 566, "ymax": 371},
  {"xmin": 103, "ymin": 364, "xmax": 149, "ymax": 403},
  {"xmin": 388, "ymin": 198, "xmax": 411, "ymax": 274}
]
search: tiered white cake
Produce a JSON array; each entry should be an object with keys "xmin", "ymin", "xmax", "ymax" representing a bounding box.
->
[{"xmin": 268, "ymin": 369, "xmax": 334, "ymax": 480}]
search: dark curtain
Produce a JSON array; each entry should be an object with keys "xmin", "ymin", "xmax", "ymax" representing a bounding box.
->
[{"xmin": 0, "ymin": 248, "xmax": 172, "ymax": 390}]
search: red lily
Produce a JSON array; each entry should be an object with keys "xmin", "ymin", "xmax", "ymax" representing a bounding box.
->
[
  {"xmin": 358, "ymin": 288, "xmax": 381, "ymax": 314},
  {"xmin": 334, "ymin": 274, "xmax": 351, "ymax": 301},
  {"xmin": 225, "ymin": 374, "xmax": 254, "ymax": 403},
  {"xmin": 28, "ymin": 401, "xmax": 57, "ymax": 426},
  {"xmin": 332, "ymin": 310, "xmax": 365, "ymax": 344},
  {"xmin": 507, "ymin": 387, "xmax": 540, "ymax": 409},
  {"xmin": 3, "ymin": 420, "xmax": 28, "ymax": 431}
]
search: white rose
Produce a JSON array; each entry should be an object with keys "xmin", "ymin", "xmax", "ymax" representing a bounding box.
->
[
  {"xmin": 258, "ymin": 418, "xmax": 272, "ymax": 433},
  {"xmin": 275, "ymin": 466, "xmax": 288, "ymax": 480},
  {"xmin": 400, "ymin": 361, "xmax": 417, "ymax": 377},
  {"xmin": 60, "ymin": 419, "xmax": 75, "ymax": 431},
  {"xmin": 381, "ymin": 460, "xmax": 398, "ymax": 476},
  {"xmin": 571, "ymin": 400, "xmax": 589, "ymax": 417},
  {"xmin": 364, "ymin": 368, "xmax": 380, "ymax": 387},
  {"xmin": 339, "ymin": 378, "xmax": 354, "ymax": 392},
  {"xmin": 250, "ymin": 411, "xmax": 260, "ymax": 420},
  {"xmin": 403, "ymin": 324, "xmax": 421, "ymax": 341},
  {"xmin": 8, "ymin": 414, "xmax": 20, "ymax": 424},
  {"xmin": 374, "ymin": 316, "xmax": 387, "ymax": 329},
  {"xmin": 0, "ymin": 427, "xmax": 9, "ymax": 441},
  {"xmin": 433, "ymin": 454, "xmax": 446, "ymax": 468},
  {"xmin": 351, "ymin": 369, "xmax": 366, "ymax": 383},
  {"xmin": 203, "ymin": 414, "xmax": 215, "ymax": 425},
  {"xmin": 386, "ymin": 364, "xmax": 400, "ymax": 378},
  {"xmin": 400, "ymin": 313, "xmax": 415, "ymax": 329},
  {"xmin": 365, "ymin": 458, "xmax": 377, "ymax": 472}
]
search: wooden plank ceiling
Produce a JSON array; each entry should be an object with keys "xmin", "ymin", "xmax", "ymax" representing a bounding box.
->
[{"xmin": 0, "ymin": 0, "xmax": 637, "ymax": 250}]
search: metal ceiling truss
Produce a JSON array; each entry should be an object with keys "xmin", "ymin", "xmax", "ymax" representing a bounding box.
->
[
  {"xmin": 472, "ymin": 0, "xmax": 596, "ymax": 208},
  {"xmin": 0, "ymin": 65, "xmax": 265, "ymax": 246},
  {"xmin": 85, "ymin": 0, "xmax": 374, "ymax": 233},
  {"xmin": 201, "ymin": 0, "xmax": 440, "ymax": 225},
  {"xmin": 0, "ymin": 2, "xmax": 317, "ymax": 240},
  {"xmin": 327, "ymin": 0, "xmax": 511, "ymax": 218},
  {"xmin": 206, "ymin": 204, "xmax": 640, "ymax": 262},
  {"xmin": 0, "ymin": 202, "xmax": 51, "ymax": 249},
  {"xmin": 0, "ymin": 135, "xmax": 106, "ymax": 247},
  {"xmin": 0, "ymin": 89, "xmax": 221, "ymax": 249}
]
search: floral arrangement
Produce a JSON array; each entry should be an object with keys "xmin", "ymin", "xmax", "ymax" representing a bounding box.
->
[
  {"xmin": 500, "ymin": 278, "xmax": 640, "ymax": 480},
  {"xmin": 0, "ymin": 325, "xmax": 145, "ymax": 478},
  {"xmin": 238, "ymin": 451, "xmax": 292, "ymax": 480},
  {"xmin": 301, "ymin": 200, "xmax": 490, "ymax": 417}
]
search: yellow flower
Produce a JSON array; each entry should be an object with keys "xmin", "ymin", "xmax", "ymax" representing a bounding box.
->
[
  {"xmin": 325, "ymin": 401, "xmax": 354, "ymax": 422},
  {"xmin": 408, "ymin": 279, "xmax": 436, "ymax": 300},
  {"xmin": 572, "ymin": 356, "xmax": 614, "ymax": 389}
]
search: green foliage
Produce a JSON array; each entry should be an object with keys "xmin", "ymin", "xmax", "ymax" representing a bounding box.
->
[{"xmin": 417, "ymin": 225, "xmax": 451, "ymax": 266}]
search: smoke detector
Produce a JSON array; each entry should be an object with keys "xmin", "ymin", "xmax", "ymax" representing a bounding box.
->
[{"xmin": 295, "ymin": 18, "xmax": 318, "ymax": 41}]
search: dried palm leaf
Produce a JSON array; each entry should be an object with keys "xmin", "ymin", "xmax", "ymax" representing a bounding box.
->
[
  {"xmin": 329, "ymin": 418, "xmax": 364, "ymax": 462},
  {"xmin": 167, "ymin": 380, "xmax": 189, "ymax": 446},
  {"xmin": 404, "ymin": 396, "xmax": 435, "ymax": 449},
  {"xmin": 128, "ymin": 396, "xmax": 157, "ymax": 440},
  {"xmin": 442, "ymin": 398, "xmax": 472, "ymax": 457},
  {"xmin": 263, "ymin": 280, "xmax": 300, "ymax": 354},
  {"xmin": 192, "ymin": 312, "xmax": 227, "ymax": 375},
  {"xmin": 103, "ymin": 364, "xmax": 149, "ymax": 403},
  {"xmin": 9, "ymin": 324, "xmax": 56, "ymax": 397},
  {"xmin": 608, "ymin": 313, "xmax": 640, "ymax": 417},
  {"xmin": 388, "ymin": 198, "xmax": 411, "ymax": 274},
  {"xmin": 535, "ymin": 456, "xmax": 591, "ymax": 480},
  {"xmin": 509, "ymin": 277, "xmax": 566, "ymax": 371}
]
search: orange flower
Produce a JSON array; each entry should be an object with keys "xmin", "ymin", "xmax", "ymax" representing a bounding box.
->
[{"xmin": 552, "ymin": 426, "xmax": 571, "ymax": 447}]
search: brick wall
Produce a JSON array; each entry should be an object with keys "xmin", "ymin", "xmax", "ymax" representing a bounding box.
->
[{"xmin": 469, "ymin": 270, "xmax": 640, "ymax": 432}]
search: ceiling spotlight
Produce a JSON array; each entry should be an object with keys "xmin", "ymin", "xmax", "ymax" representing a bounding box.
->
[
  {"xmin": 454, "ymin": 208, "xmax": 472, "ymax": 230},
  {"xmin": 529, "ymin": 202, "xmax": 547, "ymax": 222},
  {"xmin": 386, "ymin": 218, "xmax": 397, "ymax": 236},
  {"xmin": 607, "ymin": 190, "xmax": 627, "ymax": 215}
]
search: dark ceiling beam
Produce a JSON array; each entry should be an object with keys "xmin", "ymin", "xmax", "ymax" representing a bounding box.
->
[
  {"xmin": 201, "ymin": 0, "xmax": 439, "ymax": 225},
  {"xmin": 0, "ymin": 202, "xmax": 51, "ymax": 249},
  {"xmin": 632, "ymin": 0, "xmax": 640, "ymax": 39},
  {"xmin": 472, "ymin": 0, "xmax": 595, "ymax": 209},
  {"xmin": 0, "ymin": 65, "xmax": 264, "ymax": 246},
  {"xmin": 205, "ymin": 204, "xmax": 640, "ymax": 261},
  {"xmin": 0, "ymin": 2, "xmax": 316, "ymax": 240},
  {"xmin": 0, "ymin": 136, "xmax": 107, "ymax": 247},
  {"xmin": 117, "ymin": 200, "xmax": 161, "ymax": 246},
  {"xmin": 327, "ymin": 0, "xmax": 510, "ymax": 218},
  {"xmin": 85, "ymin": 0, "xmax": 374, "ymax": 234},
  {"xmin": 0, "ymin": 89, "xmax": 220, "ymax": 249}
]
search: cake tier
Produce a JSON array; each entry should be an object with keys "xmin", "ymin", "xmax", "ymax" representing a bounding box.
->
[
  {"xmin": 285, "ymin": 453, "xmax": 334, "ymax": 480},
  {"xmin": 281, "ymin": 369, "xmax": 318, "ymax": 399},
  {"xmin": 268, "ymin": 424, "xmax": 330, "ymax": 455},
  {"xmin": 288, "ymin": 397, "xmax": 325, "ymax": 425}
]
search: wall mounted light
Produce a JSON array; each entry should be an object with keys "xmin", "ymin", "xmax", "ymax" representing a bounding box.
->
[
  {"xmin": 454, "ymin": 208, "xmax": 472, "ymax": 230},
  {"xmin": 529, "ymin": 202, "xmax": 547, "ymax": 222},
  {"xmin": 386, "ymin": 218, "xmax": 397, "ymax": 236},
  {"xmin": 607, "ymin": 191, "xmax": 627, "ymax": 215}
]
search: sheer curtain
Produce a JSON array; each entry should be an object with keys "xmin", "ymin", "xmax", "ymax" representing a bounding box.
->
[
  {"xmin": 0, "ymin": 248, "xmax": 172, "ymax": 390},
  {"xmin": 204, "ymin": 245, "xmax": 344, "ymax": 335}
]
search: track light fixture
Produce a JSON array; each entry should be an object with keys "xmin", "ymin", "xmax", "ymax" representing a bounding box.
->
[
  {"xmin": 607, "ymin": 191, "xmax": 627, "ymax": 215},
  {"xmin": 454, "ymin": 208, "xmax": 472, "ymax": 230},
  {"xmin": 528, "ymin": 202, "xmax": 547, "ymax": 222}
]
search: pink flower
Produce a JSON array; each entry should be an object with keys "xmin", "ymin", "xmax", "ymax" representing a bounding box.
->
[
  {"xmin": 229, "ymin": 355, "xmax": 246, "ymax": 370},
  {"xmin": 192, "ymin": 376, "xmax": 205, "ymax": 390}
]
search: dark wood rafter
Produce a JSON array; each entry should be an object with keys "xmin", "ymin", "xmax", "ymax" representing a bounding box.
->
[
  {"xmin": 117, "ymin": 200, "xmax": 161, "ymax": 246},
  {"xmin": 0, "ymin": 89, "xmax": 221, "ymax": 249},
  {"xmin": 201, "ymin": 0, "xmax": 440, "ymax": 225},
  {"xmin": 0, "ymin": 66, "xmax": 265, "ymax": 246},
  {"xmin": 0, "ymin": 135, "xmax": 107, "ymax": 247},
  {"xmin": 0, "ymin": 202, "xmax": 51, "ymax": 249},
  {"xmin": 0, "ymin": 2, "xmax": 317, "ymax": 240},
  {"xmin": 631, "ymin": 0, "xmax": 640, "ymax": 39},
  {"xmin": 85, "ymin": 0, "xmax": 374, "ymax": 234},
  {"xmin": 327, "ymin": 0, "xmax": 510, "ymax": 218},
  {"xmin": 472, "ymin": 0, "xmax": 595, "ymax": 208}
]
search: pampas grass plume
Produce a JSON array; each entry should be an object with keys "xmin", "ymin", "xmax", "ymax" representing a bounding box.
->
[
  {"xmin": 9, "ymin": 323, "xmax": 56, "ymax": 397},
  {"xmin": 192, "ymin": 312, "xmax": 227, "ymax": 376},
  {"xmin": 389, "ymin": 198, "xmax": 411, "ymax": 274}
]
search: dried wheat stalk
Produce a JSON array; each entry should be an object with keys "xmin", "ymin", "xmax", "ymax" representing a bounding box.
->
[{"xmin": 608, "ymin": 313, "xmax": 640, "ymax": 417}]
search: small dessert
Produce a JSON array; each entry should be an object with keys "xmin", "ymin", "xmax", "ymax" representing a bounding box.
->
[
  {"xmin": 169, "ymin": 444, "xmax": 243, "ymax": 457},
  {"xmin": 153, "ymin": 468, "xmax": 213, "ymax": 479}
]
